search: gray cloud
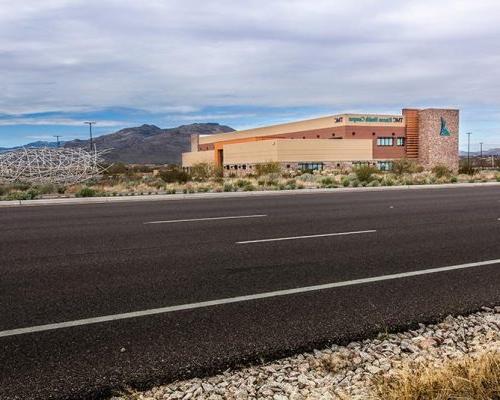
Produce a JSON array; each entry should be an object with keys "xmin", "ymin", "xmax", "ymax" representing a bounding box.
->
[{"xmin": 1, "ymin": 0, "xmax": 500, "ymax": 120}]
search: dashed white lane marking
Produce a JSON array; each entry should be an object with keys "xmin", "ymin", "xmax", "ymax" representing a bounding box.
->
[
  {"xmin": 145, "ymin": 214, "xmax": 267, "ymax": 224},
  {"xmin": 1, "ymin": 258, "xmax": 498, "ymax": 338},
  {"xmin": 236, "ymin": 230, "xmax": 377, "ymax": 244}
]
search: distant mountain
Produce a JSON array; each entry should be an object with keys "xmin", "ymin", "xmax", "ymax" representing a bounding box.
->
[
  {"xmin": 64, "ymin": 123, "xmax": 234, "ymax": 164},
  {"xmin": 460, "ymin": 148, "xmax": 500, "ymax": 157},
  {"xmin": 0, "ymin": 140, "xmax": 64, "ymax": 153}
]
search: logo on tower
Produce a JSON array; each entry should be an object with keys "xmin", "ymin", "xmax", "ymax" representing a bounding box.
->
[{"xmin": 440, "ymin": 117, "xmax": 451, "ymax": 136}]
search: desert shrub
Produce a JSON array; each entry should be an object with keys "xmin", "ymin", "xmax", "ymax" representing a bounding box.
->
[
  {"xmin": 354, "ymin": 165, "xmax": 378, "ymax": 183},
  {"xmin": 432, "ymin": 164, "xmax": 452, "ymax": 178},
  {"xmin": 236, "ymin": 179, "xmax": 251, "ymax": 188},
  {"xmin": 105, "ymin": 162, "xmax": 128, "ymax": 175},
  {"xmin": 496, "ymin": 174, "xmax": 500, "ymax": 182},
  {"xmin": 0, "ymin": 185, "xmax": 9, "ymax": 196},
  {"xmin": 131, "ymin": 165, "xmax": 154, "ymax": 173},
  {"xmin": 341, "ymin": 177, "xmax": 350, "ymax": 187},
  {"xmin": 320, "ymin": 177, "xmax": 334, "ymax": 187},
  {"xmin": 159, "ymin": 167, "xmax": 190, "ymax": 183},
  {"xmin": 223, "ymin": 183, "xmax": 234, "ymax": 192},
  {"xmin": 11, "ymin": 182, "xmax": 31, "ymax": 191},
  {"xmin": 76, "ymin": 187, "xmax": 97, "ymax": 198},
  {"xmin": 243, "ymin": 184, "xmax": 256, "ymax": 191},
  {"xmin": 392, "ymin": 158, "xmax": 420, "ymax": 175},
  {"xmin": 189, "ymin": 162, "xmax": 213, "ymax": 181},
  {"xmin": 450, "ymin": 176, "xmax": 458, "ymax": 183},
  {"xmin": 285, "ymin": 179, "xmax": 297, "ymax": 189},
  {"xmin": 382, "ymin": 177, "xmax": 394, "ymax": 186},
  {"xmin": 196, "ymin": 186, "xmax": 210, "ymax": 193},
  {"xmin": 351, "ymin": 179, "xmax": 360, "ymax": 187},
  {"xmin": 255, "ymin": 162, "xmax": 281, "ymax": 176},
  {"xmin": 7, "ymin": 189, "xmax": 40, "ymax": 200},
  {"xmin": 373, "ymin": 351, "xmax": 499, "ymax": 400},
  {"xmin": 298, "ymin": 173, "xmax": 315, "ymax": 182},
  {"xmin": 367, "ymin": 180, "xmax": 380, "ymax": 187},
  {"xmin": 459, "ymin": 165, "xmax": 477, "ymax": 175}
]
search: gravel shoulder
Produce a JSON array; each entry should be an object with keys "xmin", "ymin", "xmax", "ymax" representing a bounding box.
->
[{"xmin": 116, "ymin": 306, "xmax": 499, "ymax": 400}]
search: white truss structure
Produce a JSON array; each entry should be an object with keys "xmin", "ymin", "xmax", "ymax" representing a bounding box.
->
[{"xmin": 0, "ymin": 147, "xmax": 107, "ymax": 185}]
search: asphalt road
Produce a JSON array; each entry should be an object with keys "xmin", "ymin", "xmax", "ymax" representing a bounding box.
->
[{"xmin": 1, "ymin": 186, "xmax": 499, "ymax": 399}]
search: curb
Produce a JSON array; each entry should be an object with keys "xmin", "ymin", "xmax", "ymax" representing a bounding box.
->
[{"xmin": 1, "ymin": 181, "xmax": 499, "ymax": 208}]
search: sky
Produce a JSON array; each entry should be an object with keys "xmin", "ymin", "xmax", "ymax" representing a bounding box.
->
[{"xmin": 1, "ymin": 0, "xmax": 499, "ymax": 150}]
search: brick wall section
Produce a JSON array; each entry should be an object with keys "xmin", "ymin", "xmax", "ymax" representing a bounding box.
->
[{"xmin": 418, "ymin": 109, "xmax": 459, "ymax": 171}]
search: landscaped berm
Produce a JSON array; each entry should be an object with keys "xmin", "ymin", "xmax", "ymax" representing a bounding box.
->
[{"xmin": 0, "ymin": 158, "xmax": 499, "ymax": 201}]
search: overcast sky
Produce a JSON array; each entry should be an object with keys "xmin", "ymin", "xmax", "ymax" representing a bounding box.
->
[{"xmin": 1, "ymin": 0, "xmax": 499, "ymax": 149}]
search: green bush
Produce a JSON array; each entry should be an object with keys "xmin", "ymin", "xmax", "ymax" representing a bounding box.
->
[
  {"xmin": 236, "ymin": 179, "xmax": 251, "ymax": 188},
  {"xmin": 243, "ymin": 184, "xmax": 256, "ymax": 191},
  {"xmin": 496, "ymin": 174, "xmax": 500, "ymax": 182},
  {"xmin": 450, "ymin": 176, "xmax": 458, "ymax": 183},
  {"xmin": 7, "ymin": 189, "xmax": 40, "ymax": 201},
  {"xmin": 354, "ymin": 165, "xmax": 378, "ymax": 183},
  {"xmin": 286, "ymin": 179, "xmax": 297, "ymax": 189},
  {"xmin": 223, "ymin": 183, "xmax": 234, "ymax": 192},
  {"xmin": 341, "ymin": 177, "xmax": 350, "ymax": 187},
  {"xmin": 255, "ymin": 162, "xmax": 281, "ymax": 176},
  {"xmin": 190, "ymin": 162, "xmax": 213, "ymax": 181},
  {"xmin": 320, "ymin": 177, "xmax": 334, "ymax": 187},
  {"xmin": 367, "ymin": 180, "xmax": 380, "ymax": 187},
  {"xmin": 351, "ymin": 179, "xmax": 360, "ymax": 187},
  {"xmin": 76, "ymin": 187, "xmax": 97, "ymax": 198},
  {"xmin": 432, "ymin": 164, "xmax": 452, "ymax": 178}
]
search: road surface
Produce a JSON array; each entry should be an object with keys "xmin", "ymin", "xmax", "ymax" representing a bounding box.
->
[{"xmin": 1, "ymin": 186, "xmax": 499, "ymax": 399}]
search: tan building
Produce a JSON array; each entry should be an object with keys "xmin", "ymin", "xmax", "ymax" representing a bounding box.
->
[{"xmin": 182, "ymin": 108, "xmax": 459, "ymax": 173}]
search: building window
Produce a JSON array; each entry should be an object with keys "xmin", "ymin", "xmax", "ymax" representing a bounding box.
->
[
  {"xmin": 332, "ymin": 133, "xmax": 336, "ymax": 137},
  {"xmin": 377, "ymin": 137, "xmax": 394, "ymax": 146},
  {"xmin": 377, "ymin": 161, "xmax": 393, "ymax": 171},
  {"xmin": 298, "ymin": 162, "xmax": 323, "ymax": 171},
  {"xmin": 372, "ymin": 132, "xmax": 376, "ymax": 136},
  {"xmin": 286, "ymin": 164, "xmax": 291, "ymax": 169},
  {"xmin": 352, "ymin": 132, "xmax": 356, "ymax": 136},
  {"xmin": 302, "ymin": 136, "xmax": 306, "ymax": 139},
  {"xmin": 392, "ymin": 132, "xmax": 395, "ymax": 136},
  {"xmin": 396, "ymin": 137, "xmax": 405, "ymax": 146},
  {"xmin": 316, "ymin": 135, "xmax": 320, "ymax": 138},
  {"xmin": 242, "ymin": 164, "xmax": 246, "ymax": 170}
]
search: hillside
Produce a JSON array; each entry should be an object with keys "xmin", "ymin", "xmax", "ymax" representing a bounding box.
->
[{"xmin": 64, "ymin": 123, "xmax": 234, "ymax": 164}]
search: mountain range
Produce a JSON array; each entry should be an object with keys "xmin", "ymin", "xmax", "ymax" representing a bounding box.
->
[
  {"xmin": 1, "ymin": 123, "xmax": 234, "ymax": 164},
  {"xmin": 459, "ymin": 149, "xmax": 500, "ymax": 157},
  {"xmin": 64, "ymin": 123, "xmax": 234, "ymax": 164}
]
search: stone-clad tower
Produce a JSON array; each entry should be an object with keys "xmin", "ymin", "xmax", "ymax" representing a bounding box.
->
[{"xmin": 417, "ymin": 109, "xmax": 459, "ymax": 171}]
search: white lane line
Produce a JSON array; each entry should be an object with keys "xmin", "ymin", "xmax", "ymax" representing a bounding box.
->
[
  {"xmin": 1, "ymin": 258, "xmax": 498, "ymax": 338},
  {"xmin": 145, "ymin": 214, "xmax": 267, "ymax": 224},
  {"xmin": 236, "ymin": 230, "xmax": 377, "ymax": 244}
]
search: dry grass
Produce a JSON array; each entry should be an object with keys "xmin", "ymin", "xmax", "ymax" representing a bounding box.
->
[{"xmin": 371, "ymin": 351, "xmax": 500, "ymax": 400}]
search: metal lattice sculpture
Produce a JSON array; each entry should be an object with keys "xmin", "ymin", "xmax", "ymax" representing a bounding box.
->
[{"xmin": 0, "ymin": 147, "xmax": 107, "ymax": 185}]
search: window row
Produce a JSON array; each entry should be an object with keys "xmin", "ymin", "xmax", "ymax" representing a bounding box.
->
[{"xmin": 377, "ymin": 137, "xmax": 405, "ymax": 146}]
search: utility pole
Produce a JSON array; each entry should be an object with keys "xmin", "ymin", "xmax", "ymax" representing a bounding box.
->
[
  {"xmin": 480, "ymin": 142, "xmax": 483, "ymax": 169},
  {"xmin": 480, "ymin": 142, "xmax": 483, "ymax": 158},
  {"xmin": 84, "ymin": 122, "xmax": 96, "ymax": 151},
  {"xmin": 53, "ymin": 135, "xmax": 62, "ymax": 148},
  {"xmin": 466, "ymin": 132, "xmax": 472, "ymax": 171}
]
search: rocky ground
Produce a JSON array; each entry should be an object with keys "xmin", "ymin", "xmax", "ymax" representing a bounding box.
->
[{"xmin": 118, "ymin": 306, "xmax": 499, "ymax": 400}]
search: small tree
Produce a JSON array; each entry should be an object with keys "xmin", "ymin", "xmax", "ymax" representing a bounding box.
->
[{"xmin": 354, "ymin": 165, "xmax": 378, "ymax": 183}]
